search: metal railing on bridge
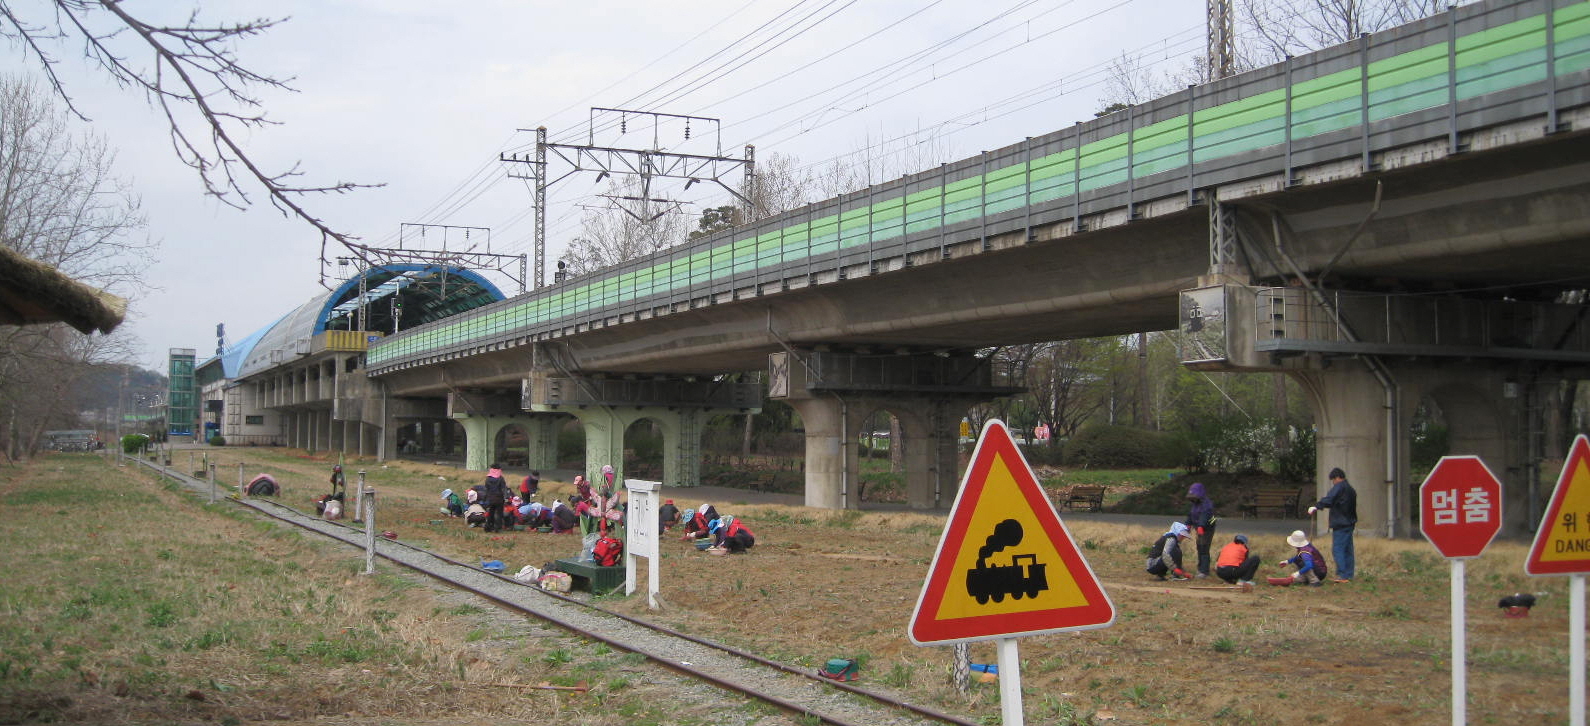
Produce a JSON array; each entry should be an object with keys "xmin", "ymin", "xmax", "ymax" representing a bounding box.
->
[{"xmin": 367, "ymin": 0, "xmax": 1590, "ymax": 376}]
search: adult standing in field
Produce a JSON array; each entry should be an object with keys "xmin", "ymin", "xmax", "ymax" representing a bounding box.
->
[
  {"xmin": 1184, "ymin": 481, "xmax": 1217, "ymax": 578},
  {"xmin": 482, "ymin": 463, "xmax": 510, "ymax": 533},
  {"xmin": 520, "ymin": 470, "xmax": 540, "ymax": 501},
  {"xmin": 1308, "ymin": 467, "xmax": 1357, "ymax": 583}
]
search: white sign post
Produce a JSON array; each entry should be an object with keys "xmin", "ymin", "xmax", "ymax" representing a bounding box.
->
[
  {"xmin": 1419, "ymin": 456, "xmax": 1503, "ymax": 726},
  {"xmin": 625, "ymin": 479, "xmax": 661, "ymax": 609},
  {"xmin": 1525, "ymin": 435, "xmax": 1590, "ymax": 726}
]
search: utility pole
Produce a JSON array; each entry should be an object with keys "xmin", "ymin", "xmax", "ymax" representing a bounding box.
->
[
  {"xmin": 1207, "ymin": 0, "xmax": 1235, "ymax": 81},
  {"xmin": 502, "ymin": 109, "xmax": 756, "ymax": 289}
]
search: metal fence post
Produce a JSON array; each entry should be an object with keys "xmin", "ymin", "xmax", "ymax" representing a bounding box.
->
[
  {"xmin": 363, "ymin": 489, "xmax": 377, "ymax": 575},
  {"xmin": 354, "ymin": 470, "xmax": 367, "ymax": 522},
  {"xmin": 237, "ymin": 463, "xmax": 245, "ymax": 498},
  {"xmin": 208, "ymin": 463, "xmax": 217, "ymax": 503}
]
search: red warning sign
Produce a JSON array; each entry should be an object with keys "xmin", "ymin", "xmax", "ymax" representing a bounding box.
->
[
  {"xmin": 909, "ymin": 420, "xmax": 1114, "ymax": 645},
  {"xmin": 1527, "ymin": 434, "xmax": 1590, "ymax": 576}
]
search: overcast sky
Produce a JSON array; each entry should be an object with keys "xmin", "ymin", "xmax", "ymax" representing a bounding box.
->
[{"xmin": 7, "ymin": 0, "xmax": 1204, "ymax": 372}]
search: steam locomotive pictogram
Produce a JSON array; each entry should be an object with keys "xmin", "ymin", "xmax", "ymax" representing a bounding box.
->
[{"xmin": 965, "ymin": 518, "xmax": 1049, "ymax": 604}]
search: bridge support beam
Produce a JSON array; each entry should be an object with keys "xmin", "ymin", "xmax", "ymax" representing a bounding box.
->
[
  {"xmin": 525, "ymin": 372, "xmax": 761, "ymax": 489},
  {"xmin": 553, "ymin": 407, "xmax": 715, "ymax": 489},
  {"xmin": 784, "ymin": 394, "xmax": 965, "ymax": 510},
  {"xmin": 1293, "ymin": 362, "xmax": 1557, "ymax": 540},
  {"xmin": 769, "ymin": 350, "xmax": 1021, "ymax": 510},
  {"xmin": 1187, "ymin": 281, "xmax": 1584, "ymax": 539}
]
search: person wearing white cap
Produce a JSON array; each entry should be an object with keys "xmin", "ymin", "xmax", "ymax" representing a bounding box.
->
[
  {"xmin": 682, "ymin": 503, "xmax": 719, "ymax": 541},
  {"xmin": 1278, "ymin": 530, "xmax": 1328, "ymax": 586},
  {"xmin": 1145, "ymin": 522, "xmax": 1192, "ymax": 581},
  {"xmin": 440, "ymin": 488, "xmax": 463, "ymax": 517}
]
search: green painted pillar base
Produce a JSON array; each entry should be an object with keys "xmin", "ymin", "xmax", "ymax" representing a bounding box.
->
[{"xmin": 454, "ymin": 415, "xmax": 493, "ymax": 472}]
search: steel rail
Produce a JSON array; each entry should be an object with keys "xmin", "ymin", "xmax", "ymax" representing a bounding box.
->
[{"xmin": 126, "ymin": 454, "xmax": 979, "ymax": 726}]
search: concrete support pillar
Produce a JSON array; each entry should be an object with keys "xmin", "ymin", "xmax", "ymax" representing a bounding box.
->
[
  {"xmin": 528, "ymin": 416, "xmax": 564, "ymax": 471},
  {"xmin": 438, "ymin": 421, "xmax": 454, "ymax": 456},
  {"xmin": 377, "ymin": 414, "xmax": 398, "ymax": 462},
  {"xmin": 1293, "ymin": 366, "xmax": 1401, "ymax": 539},
  {"xmin": 895, "ymin": 399, "xmax": 961, "ymax": 510},
  {"xmin": 421, "ymin": 421, "xmax": 436, "ymax": 454},
  {"xmin": 663, "ymin": 409, "xmax": 706, "ymax": 490},
  {"xmin": 569, "ymin": 408, "xmax": 626, "ymax": 484},
  {"xmin": 559, "ymin": 407, "xmax": 713, "ymax": 490},
  {"xmin": 786, "ymin": 394, "xmax": 966, "ymax": 510},
  {"xmin": 454, "ymin": 415, "xmax": 495, "ymax": 472},
  {"xmin": 1293, "ymin": 362, "xmax": 1546, "ymax": 539},
  {"xmin": 785, "ymin": 396, "xmax": 857, "ymax": 510}
]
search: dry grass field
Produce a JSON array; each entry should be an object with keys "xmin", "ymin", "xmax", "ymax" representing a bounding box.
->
[{"xmin": 2, "ymin": 448, "xmax": 1579, "ymax": 725}]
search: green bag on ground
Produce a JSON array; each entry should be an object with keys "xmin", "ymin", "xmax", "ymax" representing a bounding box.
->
[{"xmin": 818, "ymin": 658, "xmax": 859, "ymax": 682}]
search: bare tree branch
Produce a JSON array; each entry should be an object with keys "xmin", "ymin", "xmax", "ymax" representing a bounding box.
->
[{"xmin": 0, "ymin": 1, "xmax": 383, "ymax": 274}]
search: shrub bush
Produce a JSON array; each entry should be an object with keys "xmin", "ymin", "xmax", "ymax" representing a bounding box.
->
[
  {"xmin": 1275, "ymin": 427, "xmax": 1316, "ymax": 483},
  {"xmin": 1178, "ymin": 417, "xmax": 1278, "ymax": 473},
  {"xmin": 1063, "ymin": 425, "xmax": 1178, "ymax": 468},
  {"xmin": 207, "ymin": 435, "xmax": 227, "ymax": 446},
  {"xmin": 1019, "ymin": 441, "xmax": 1065, "ymax": 467},
  {"xmin": 120, "ymin": 433, "xmax": 149, "ymax": 454}
]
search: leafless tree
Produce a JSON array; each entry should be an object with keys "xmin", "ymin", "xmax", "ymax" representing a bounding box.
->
[
  {"xmin": 0, "ymin": 1, "xmax": 379, "ymax": 270},
  {"xmin": 810, "ymin": 132, "xmax": 958, "ymax": 199},
  {"xmin": 743, "ymin": 151, "xmax": 811, "ymax": 221},
  {"xmin": 0, "ymin": 73, "xmax": 148, "ymax": 461},
  {"xmin": 560, "ymin": 176, "xmax": 691, "ymax": 275},
  {"xmin": 1241, "ymin": 0, "xmax": 1453, "ymax": 64}
]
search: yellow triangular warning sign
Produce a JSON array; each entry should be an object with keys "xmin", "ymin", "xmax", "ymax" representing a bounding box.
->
[
  {"xmin": 909, "ymin": 420, "xmax": 1114, "ymax": 645},
  {"xmin": 1527, "ymin": 434, "xmax": 1590, "ymax": 576}
]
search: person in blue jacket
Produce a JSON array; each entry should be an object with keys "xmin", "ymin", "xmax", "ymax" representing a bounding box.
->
[
  {"xmin": 1185, "ymin": 481, "xmax": 1217, "ymax": 578},
  {"xmin": 1277, "ymin": 530, "xmax": 1327, "ymax": 586},
  {"xmin": 1308, "ymin": 467, "xmax": 1358, "ymax": 583}
]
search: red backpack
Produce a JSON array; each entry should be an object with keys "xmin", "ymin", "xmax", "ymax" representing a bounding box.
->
[{"xmin": 592, "ymin": 536, "xmax": 623, "ymax": 567}]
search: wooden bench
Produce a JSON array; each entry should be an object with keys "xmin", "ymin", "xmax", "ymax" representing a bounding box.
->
[
  {"xmin": 1062, "ymin": 485, "xmax": 1107, "ymax": 512},
  {"xmin": 1242, "ymin": 489, "xmax": 1303, "ymax": 519}
]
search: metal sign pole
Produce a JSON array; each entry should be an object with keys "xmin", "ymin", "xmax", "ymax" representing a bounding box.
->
[
  {"xmin": 1449, "ymin": 558, "xmax": 1466, "ymax": 726},
  {"xmin": 996, "ymin": 638, "xmax": 1024, "ymax": 725},
  {"xmin": 363, "ymin": 490, "xmax": 377, "ymax": 575},
  {"xmin": 1574, "ymin": 574, "xmax": 1586, "ymax": 726}
]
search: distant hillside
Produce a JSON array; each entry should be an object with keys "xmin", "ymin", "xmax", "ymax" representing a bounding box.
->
[{"xmin": 75, "ymin": 364, "xmax": 166, "ymax": 415}]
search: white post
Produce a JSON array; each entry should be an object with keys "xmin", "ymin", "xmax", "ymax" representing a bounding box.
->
[
  {"xmin": 1450, "ymin": 558, "xmax": 1466, "ymax": 726},
  {"xmin": 1574, "ymin": 574, "xmax": 1585, "ymax": 726},
  {"xmin": 354, "ymin": 470, "xmax": 367, "ymax": 522},
  {"xmin": 996, "ymin": 638, "xmax": 1024, "ymax": 726},
  {"xmin": 237, "ymin": 463, "xmax": 245, "ymax": 498},
  {"xmin": 208, "ymin": 463, "xmax": 217, "ymax": 503},
  {"xmin": 624, "ymin": 479, "xmax": 661, "ymax": 609},
  {"xmin": 363, "ymin": 489, "xmax": 377, "ymax": 575}
]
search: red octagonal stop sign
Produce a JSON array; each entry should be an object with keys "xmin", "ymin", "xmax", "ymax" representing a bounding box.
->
[{"xmin": 1419, "ymin": 455, "xmax": 1503, "ymax": 559}]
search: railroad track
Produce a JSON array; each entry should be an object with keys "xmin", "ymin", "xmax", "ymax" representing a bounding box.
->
[{"xmin": 125, "ymin": 454, "xmax": 980, "ymax": 726}]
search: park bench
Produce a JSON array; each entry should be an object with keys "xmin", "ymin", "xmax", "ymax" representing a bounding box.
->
[
  {"xmin": 1062, "ymin": 485, "xmax": 1107, "ymax": 512},
  {"xmin": 1242, "ymin": 489, "xmax": 1303, "ymax": 518},
  {"xmin": 553, "ymin": 558, "xmax": 625, "ymax": 594}
]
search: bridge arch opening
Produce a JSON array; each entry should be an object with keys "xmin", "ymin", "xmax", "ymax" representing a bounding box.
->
[
  {"xmin": 493, "ymin": 422, "xmax": 528, "ymax": 469},
  {"xmin": 623, "ymin": 418, "xmax": 664, "ymax": 481},
  {"xmin": 556, "ymin": 418, "xmax": 584, "ymax": 470},
  {"xmin": 857, "ymin": 408, "xmax": 904, "ymax": 504}
]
